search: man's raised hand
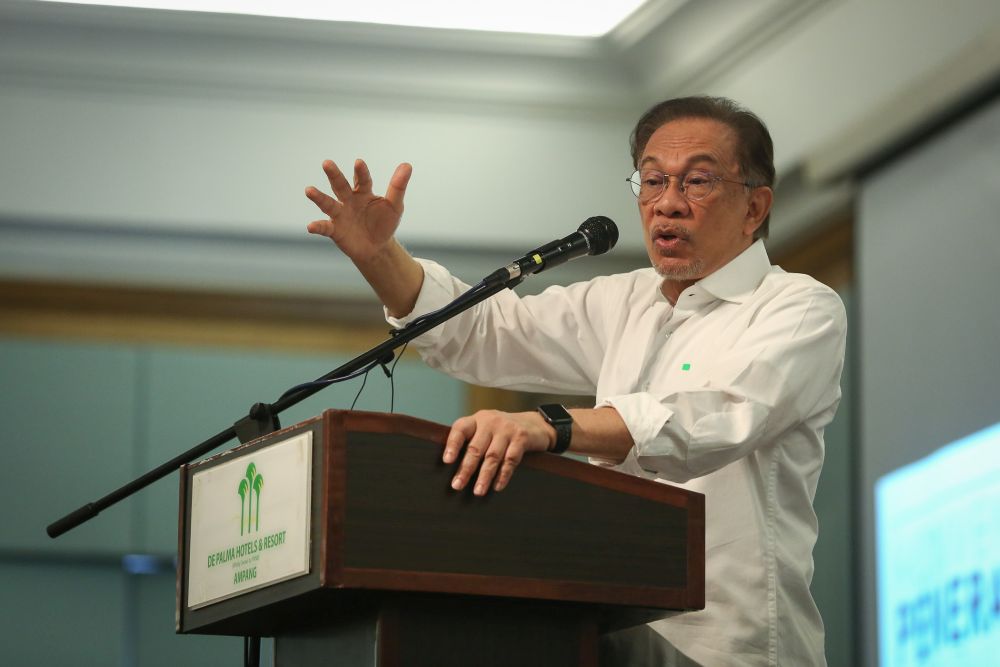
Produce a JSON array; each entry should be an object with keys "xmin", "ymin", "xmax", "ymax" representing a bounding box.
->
[{"xmin": 305, "ymin": 159, "xmax": 412, "ymax": 263}]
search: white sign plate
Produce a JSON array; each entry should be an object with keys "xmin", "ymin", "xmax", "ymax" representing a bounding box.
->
[{"xmin": 186, "ymin": 431, "xmax": 312, "ymax": 609}]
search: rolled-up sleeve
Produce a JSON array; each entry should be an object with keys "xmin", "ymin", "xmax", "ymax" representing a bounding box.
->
[
  {"xmin": 385, "ymin": 259, "xmax": 467, "ymax": 338},
  {"xmin": 598, "ymin": 287, "xmax": 846, "ymax": 483}
]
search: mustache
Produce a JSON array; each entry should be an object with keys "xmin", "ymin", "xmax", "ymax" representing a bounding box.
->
[{"xmin": 650, "ymin": 223, "xmax": 692, "ymax": 241}]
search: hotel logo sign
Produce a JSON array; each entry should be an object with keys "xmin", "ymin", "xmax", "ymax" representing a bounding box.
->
[{"xmin": 187, "ymin": 431, "xmax": 312, "ymax": 609}]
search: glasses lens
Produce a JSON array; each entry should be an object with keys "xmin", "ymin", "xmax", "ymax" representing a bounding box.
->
[
  {"xmin": 636, "ymin": 170, "xmax": 666, "ymax": 201},
  {"xmin": 628, "ymin": 171, "xmax": 642, "ymax": 198},
  {"xmin": 682, "ymin": 171, "xmax": 714, "ymax": 200}
]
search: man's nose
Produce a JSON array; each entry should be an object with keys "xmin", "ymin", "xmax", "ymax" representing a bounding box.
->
[{"xmin": 652, "ymin": 178, "xmax": 690, "ymax": 217}]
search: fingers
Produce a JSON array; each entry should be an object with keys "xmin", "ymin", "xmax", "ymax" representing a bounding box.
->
[
  {"xmin": 310, "ymin": 159, "xmax": 410, "ymax": 209},
  {"xmin": 385, "ymin": 163, "xmax": 412, "ymax": 210},
  {"xmin": 452, "ymin": 423, "xmax": 495, "ymax": 494},
  {"xmin": 306, "ymin": 219, "xmax": 335, "ymax": 238},
  {"xmin": 445, "ymin": 412, "xmax": 532, "ymax": 496},
  {"xmin": 304, "ymin": 186, "xmax": 343, "ymax": 219},
  {"xmin": 443, "ymin": 416, "xmax": 474, "ymax": 465},
  {"xmin": 479, "ymin": 443, "xmax": 524, "ymax": 494},
  {"xmin": 322, "ymin": 159, "xmax": 354, "ymax": 201},
  {"xmin": 354, "ymin": 159, "xmax": 373, "ymax": 193},
  {"xmin": 493, "ymin": 455, "xmax": 522, "ymax": 492}
]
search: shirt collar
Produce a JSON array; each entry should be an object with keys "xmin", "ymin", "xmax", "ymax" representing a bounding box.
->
[
  {"xmin": 697, "ymin": 239, "xmax": 772, "ymax": 304},
  {"xmin": 647, "ymin": 239, "xmax": 772, "ymax": 307}
]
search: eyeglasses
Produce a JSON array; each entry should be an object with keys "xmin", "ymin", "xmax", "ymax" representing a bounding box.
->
[{"xmin": 626, "ymin": 169, "xmax": 755, "ymax": 203}]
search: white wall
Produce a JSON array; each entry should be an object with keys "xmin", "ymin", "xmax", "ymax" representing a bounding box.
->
[
  {"xmin": 0, "ymin": 83, "xmax": 643, "ymax": 295},
  {"xmin": 706, "ymin": 0, "xmax": 1000, "ymax": 178},
  {"xmin": 0, "ymin": 83, "xmax": 639, "ymax": 248}
]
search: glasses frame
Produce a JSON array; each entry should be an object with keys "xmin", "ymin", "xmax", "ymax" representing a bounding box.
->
[{"xmin": 626, "ymin": 168, "xmax": 756, "ymax": 202}]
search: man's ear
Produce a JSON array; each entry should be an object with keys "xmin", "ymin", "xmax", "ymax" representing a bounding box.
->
[{"xmin": 743, "ymin": 186, "xmax": 773, "ymax": 238}]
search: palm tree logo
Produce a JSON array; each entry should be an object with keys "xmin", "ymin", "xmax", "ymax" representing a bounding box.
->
[
  {"xmin": 252, "ymin": 472, "xmax": 264, "ymax": 532},
  {"xmin": 236, "ymin": 462, "xmax": 264, "ymax": 535}
]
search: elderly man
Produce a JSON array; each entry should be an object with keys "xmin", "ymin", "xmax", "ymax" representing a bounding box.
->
[{"xmin": 305, "ymin": 96, "xmax": 846, "ymax": 666}]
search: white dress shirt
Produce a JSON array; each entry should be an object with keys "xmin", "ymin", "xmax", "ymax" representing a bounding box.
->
[{"xmin": 387, "ymin": 240, "xmax": 847, "ymax": 666}]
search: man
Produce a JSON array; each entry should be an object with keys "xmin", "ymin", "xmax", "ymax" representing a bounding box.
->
[{"xmin": 305, "ymin": 96, "xmax": 846, "ymax": 666}]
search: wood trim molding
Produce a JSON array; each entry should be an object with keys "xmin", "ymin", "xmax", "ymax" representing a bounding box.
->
[
  {"xmin": 0, "ymin": 279, "xmax": 396, "ymax": 354},
  {"xmin": 465, "ymin": 385, "xmax": 533, "ymax": 414},
  {"xmin": 771, "ymin": 215, "xmax": 854, "ymax": 291}
]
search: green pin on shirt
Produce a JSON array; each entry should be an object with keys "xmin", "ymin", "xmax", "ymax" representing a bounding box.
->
[{"xmin": 681, "ymin": 363, "xmax": 691, "ymax": 371}]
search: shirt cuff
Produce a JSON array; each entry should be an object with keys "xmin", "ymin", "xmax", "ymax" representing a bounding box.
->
[
  {"xmin": 588, "ymin": 447, "xmax": 658, "ymax": 480},
  {"xmin": 596, "ymin": 393, "xmax": 675, "ymax": 474},
  {"xmin": 384, "ymin": 259, "xmax": 461, "ymax": 338}
]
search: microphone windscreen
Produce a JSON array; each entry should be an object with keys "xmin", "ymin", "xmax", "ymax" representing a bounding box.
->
[{"xmin": 578, "ymin": 216, "xmax": 619, "ymax": 255}]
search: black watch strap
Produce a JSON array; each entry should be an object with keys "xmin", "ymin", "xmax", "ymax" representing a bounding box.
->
[{"xmin": 537, "ymin": 404, "xmax": 573, "ymax": 454}]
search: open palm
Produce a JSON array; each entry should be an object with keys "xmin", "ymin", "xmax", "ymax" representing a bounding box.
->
[{"xmin": 305, "ymin": 159, "xmax": 412, "ymax": 263}]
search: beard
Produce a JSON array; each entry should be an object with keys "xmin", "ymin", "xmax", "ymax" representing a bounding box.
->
[
  {"xmin": 648, "ymin": 222, "xmax": 703, "ymax": 281},
  {"xmin": 654, "ymin": 255, "xmax": 704, "ymax": 281}
]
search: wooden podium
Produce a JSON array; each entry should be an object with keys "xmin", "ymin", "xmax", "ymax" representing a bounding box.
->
[{"xmin": 177, "ymin": 410, "xmax": 704, "ymax": 666}]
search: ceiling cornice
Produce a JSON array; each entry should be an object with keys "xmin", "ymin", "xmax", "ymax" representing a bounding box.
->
[
  {"xmin": 618, "ymin": 0, "xmax": 829, "ymax": 101},
  {"xmin": 603, "ymin": 0, "xmax": 690, "ymax": 52},
  {"xmin": 1, "ymin": 1, "xmax": 830, "ymax": 116},
  {"xmin": 6, "ymin": 1, "xmax": 612, "ymax": 57},
  {"xmin": 0, "ymin": 1, "xmax": 646, "ymax": 114}
]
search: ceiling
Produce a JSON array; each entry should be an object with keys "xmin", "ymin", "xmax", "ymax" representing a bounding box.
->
[{"xmin": 34, "ymin": 0, "xmax": 652, "ymax": 36}]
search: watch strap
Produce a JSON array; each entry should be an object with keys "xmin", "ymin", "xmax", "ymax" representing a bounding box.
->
[{"xmin": 538, "ymin": 404, "xmax": 573, "ymax": 454}]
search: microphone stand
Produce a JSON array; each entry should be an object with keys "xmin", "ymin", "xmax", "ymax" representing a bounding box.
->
[{"xmin": 46, "ymin": 270, "xmax": 524, "ymax": 539}]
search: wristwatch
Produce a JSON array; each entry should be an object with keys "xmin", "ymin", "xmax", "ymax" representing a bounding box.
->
[{"xmin": 537, "ymin": 404, "xmax": 573, "ymax": 454}]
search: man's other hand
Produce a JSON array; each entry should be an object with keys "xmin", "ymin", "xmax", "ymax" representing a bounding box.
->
[{"xmin": 443, "ymin": 410, "xmax": 556, "ymax": 496}]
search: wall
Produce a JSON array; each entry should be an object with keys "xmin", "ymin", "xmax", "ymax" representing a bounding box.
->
[
  {"xmin": 857, "ymin": 94, "xmax": 1000, "ymax": 667},
  {"xmin": 0, "ymin": 334, "xmax": 466, "ymax": 664}
]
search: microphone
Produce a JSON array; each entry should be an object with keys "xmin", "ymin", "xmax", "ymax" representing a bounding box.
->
[
  {"xmin": 491, "ymin": 216, "xmax": 619, "ymax": 285},
  {"xmin": 407, "ymin": 216, "xmax": 618, "ymax": 331}
]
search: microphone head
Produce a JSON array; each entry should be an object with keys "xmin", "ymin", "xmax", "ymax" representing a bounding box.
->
[{"xmin": 578, "ymin": 216, "xmax": 619, "ymax": 255}]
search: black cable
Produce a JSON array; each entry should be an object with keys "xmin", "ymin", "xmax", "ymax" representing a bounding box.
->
[
  {"xmin": 404, "ymin": 279, "xmax": 488, "ymax": 331},
  {"xmin": 388, "ymin": 342, "xmax": 408, "ymax": 413},
  {"xmin": 278, "ymin": 356, "xmax": 386, "ymax": 401},
  {"xmin": 350, "ymin": 367, "xmax": 371, "ymax": 411}
]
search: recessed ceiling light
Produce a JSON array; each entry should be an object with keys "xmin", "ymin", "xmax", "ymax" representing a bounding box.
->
[{"xmin": 36, "ymin": 1, "xmax": 650, "ymax": 37}]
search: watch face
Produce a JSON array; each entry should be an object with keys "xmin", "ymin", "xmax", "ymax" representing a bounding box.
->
[{"xmin": 540, "ymin": 404, "xmax": 572, "ymax": 424}]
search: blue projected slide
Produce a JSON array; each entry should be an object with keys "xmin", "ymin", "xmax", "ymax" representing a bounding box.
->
[{"xmin": 876, "ymin": 422, "xmax": 1000, "ymax": 667}]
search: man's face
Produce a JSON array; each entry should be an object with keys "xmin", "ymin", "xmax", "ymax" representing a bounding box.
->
[{"xmin": 637, "ymin": 118, "xmax": 769, "ymax": 297}]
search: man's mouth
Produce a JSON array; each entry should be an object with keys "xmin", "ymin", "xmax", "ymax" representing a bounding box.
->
[{"xmin": 652, "ymin": 227, "xmax": 689, "ymax": 250}]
